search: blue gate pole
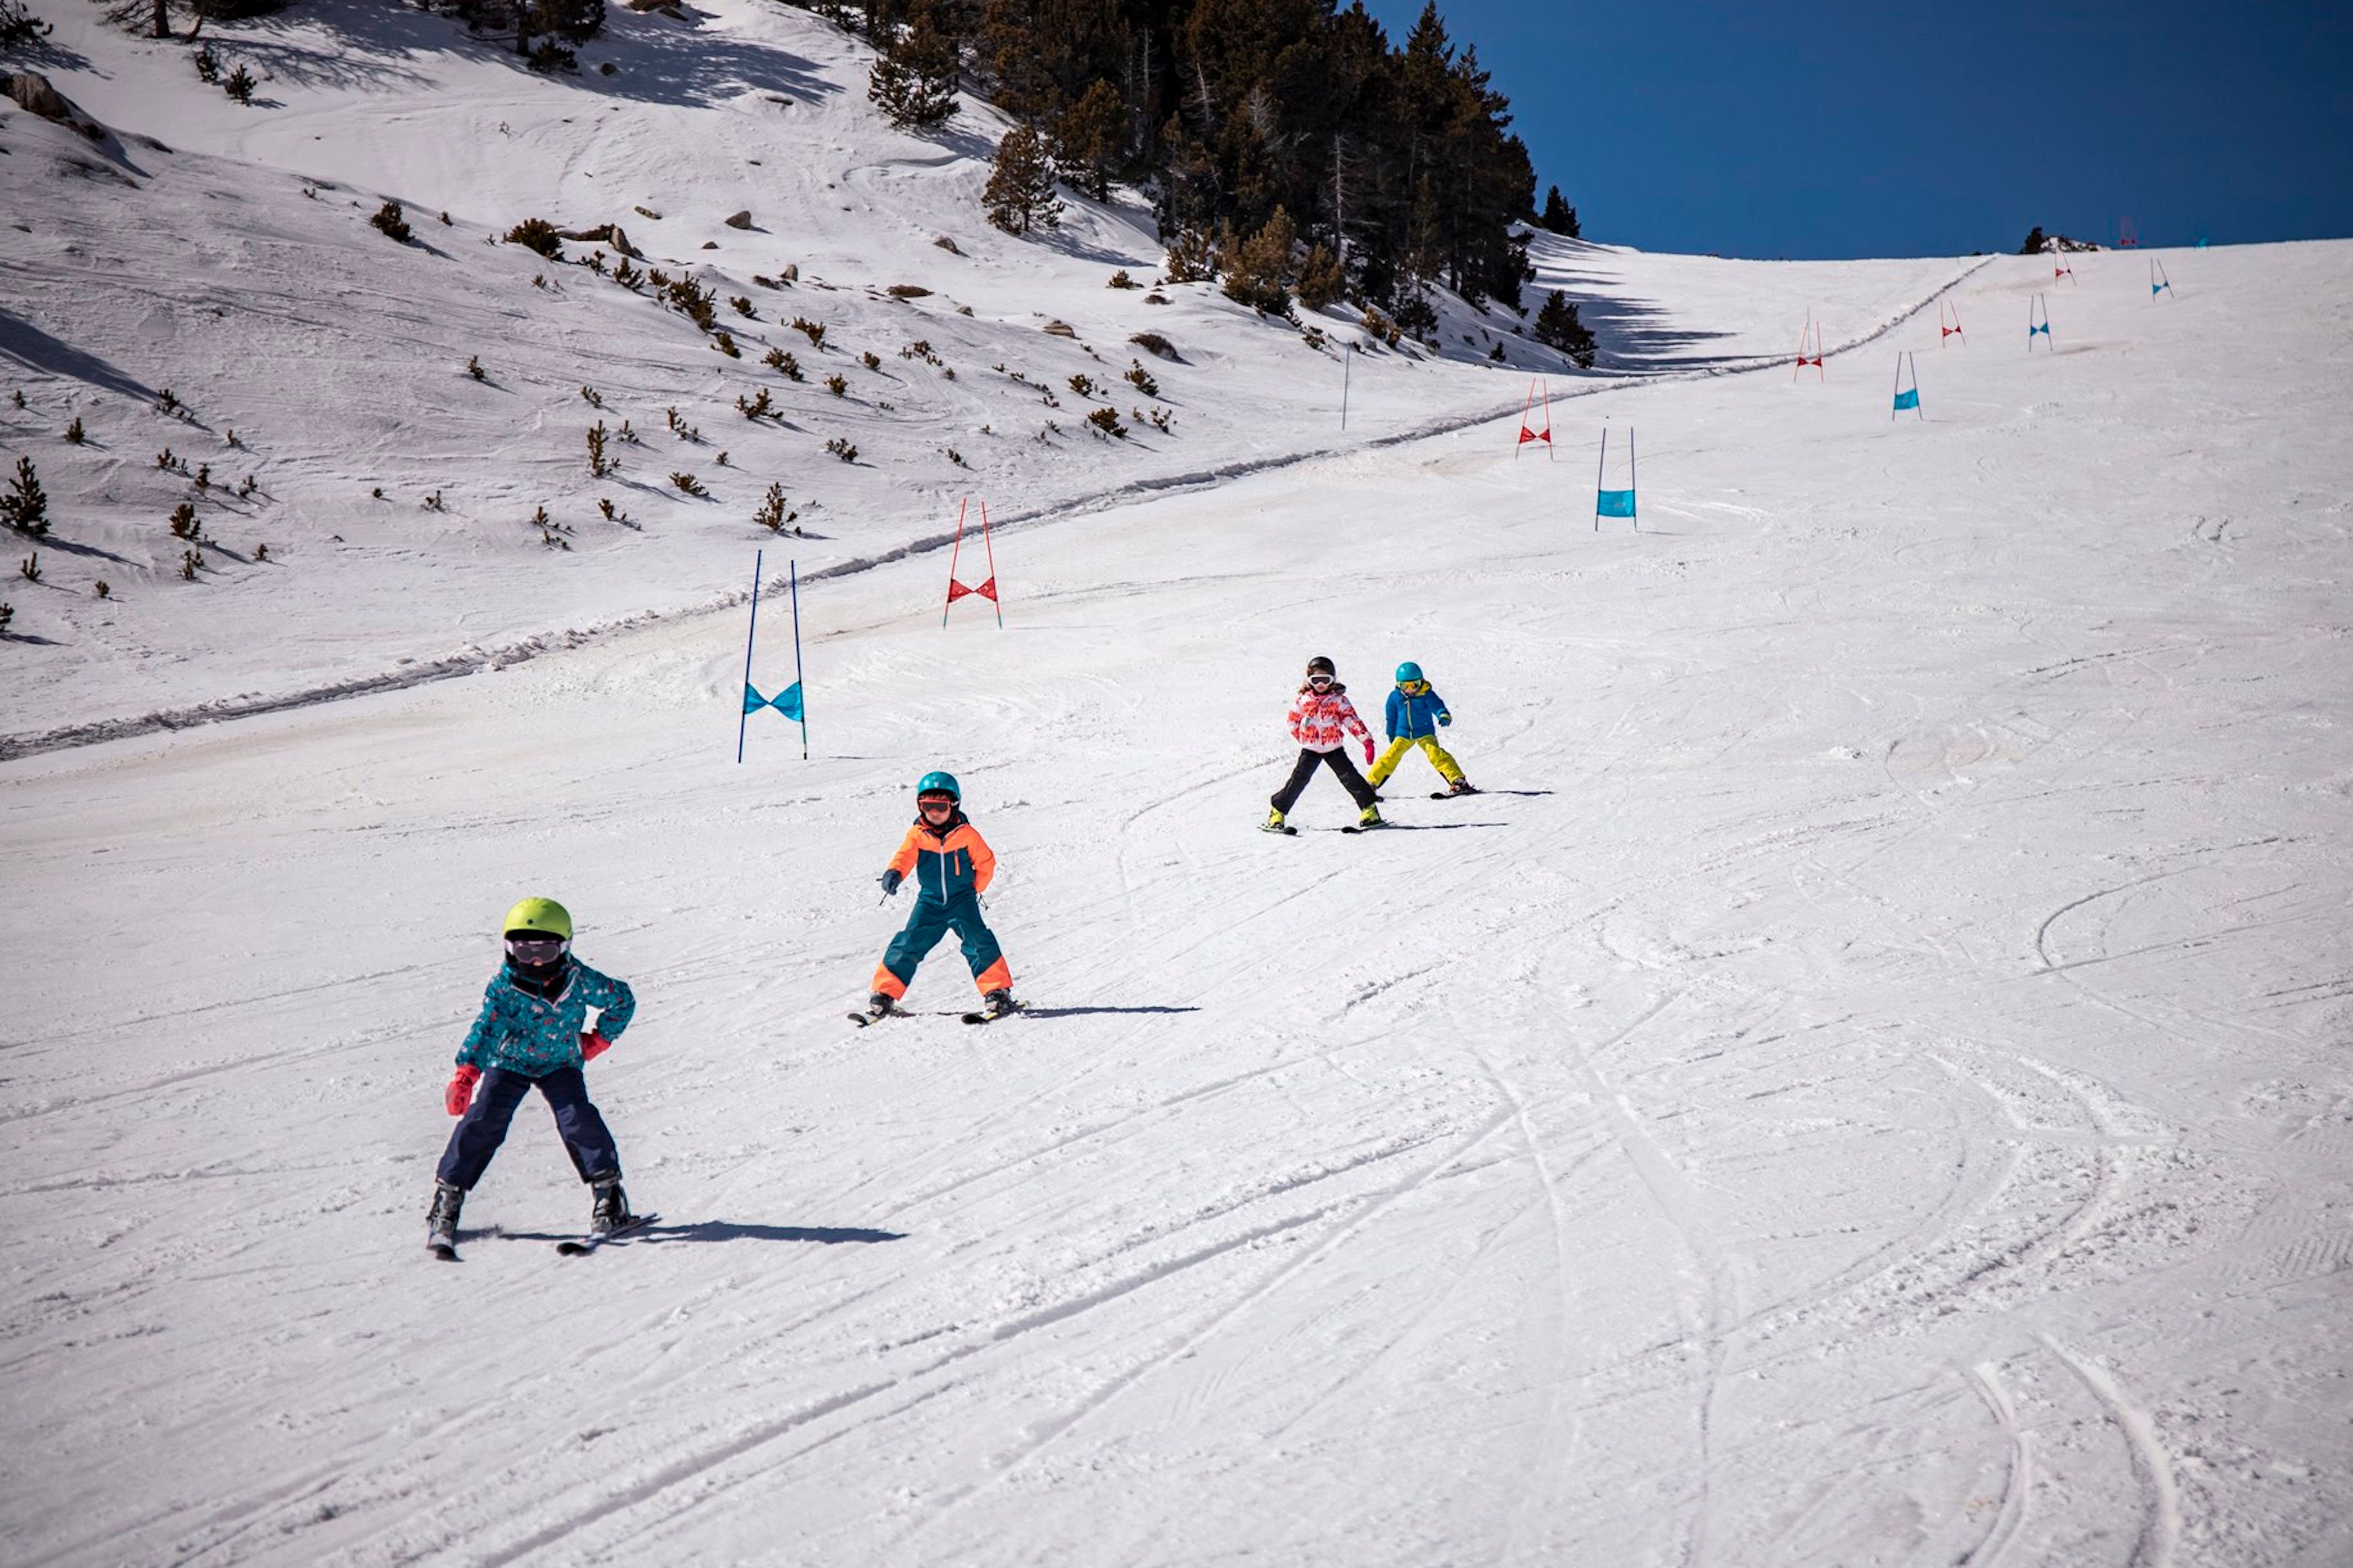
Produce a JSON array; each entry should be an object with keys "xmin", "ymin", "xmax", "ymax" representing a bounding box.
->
[
  {"xmin": 736, "ymin": 549, "xmax": 762, "ymax": 764},
  {"xmin": 789, "ymin": 558, "xmax": 807, "ymax": 761}
]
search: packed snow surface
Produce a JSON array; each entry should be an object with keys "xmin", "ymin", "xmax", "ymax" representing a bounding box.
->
[{"xmin": 6, "ymin": 6, "xmax": 2353, "ymax": 1568}]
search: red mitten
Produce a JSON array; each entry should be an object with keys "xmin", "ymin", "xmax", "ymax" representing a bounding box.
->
[
  {"xmin": 1362, "ymin": 738, "xmax": 1376, "ymax": 766},
  {"xmin": 445, "ymin": 1064, "xmax": 482, "ymax": 1116},
  {"xmin": 581, "ymin": 1030, "xmax": 612, "ymax": 1062}
]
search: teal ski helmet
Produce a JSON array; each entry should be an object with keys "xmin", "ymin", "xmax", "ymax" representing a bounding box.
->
[
  {"xmin": 915, "ymin": 770, "xmax": 961, "ymax": 801},
  {"xmin": 1395, "ymin": 661, "xmax": 1424, "ymax": 685}
]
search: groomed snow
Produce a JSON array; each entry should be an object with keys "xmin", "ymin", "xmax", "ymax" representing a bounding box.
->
[{"xmin": 6, "ymin": 7, "xmax": 2353, "ymax": 1567}]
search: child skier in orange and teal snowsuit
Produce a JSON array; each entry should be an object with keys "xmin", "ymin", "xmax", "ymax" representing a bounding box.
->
[
  {"xmin": 863, "ymin": 770, "xmax": 1017, "ymax": 1021},
  {"xmin": 1367, "ymin": 661, "xmax": 1476, "ymax": 797}
]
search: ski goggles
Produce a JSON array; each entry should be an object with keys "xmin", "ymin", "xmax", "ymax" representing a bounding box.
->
[
  {"xmin": 1307, "ymin": 672, "xmax": 1335, "ymax": 687},
  {"xmin": 504, "ymin": 935, "xmax": 571, "ymax": 966},
  {"xmin": 918, "ymin": 795, "xmax": 956, "ymax": 814},
  {"xmin": 1398, "ymin": 680, "xmax": 1429, "ymax": 695}
]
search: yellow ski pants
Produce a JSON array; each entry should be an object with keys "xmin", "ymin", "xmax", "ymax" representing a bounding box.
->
[{"xmin": 1366, "ymin": 734, "xmax": 1465, "ymax": 788}]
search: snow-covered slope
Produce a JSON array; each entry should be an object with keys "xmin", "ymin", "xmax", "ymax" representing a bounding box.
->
[
  {"xmin": 6, "ymin": 203, "xmax": 2351, "ymax": 1567},
  {"xmin": 1, "ymin": 0, "xmax": 1979, "ymax": 747}
]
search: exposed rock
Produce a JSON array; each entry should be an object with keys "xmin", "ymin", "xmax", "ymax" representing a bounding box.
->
[
  {"xmin": 1042, "ymin": 319, "xmax": 1076, "ymax": 338},
  {"xmin": 724, "ymin": 210, "xmax": 752, "ymax": 230},
  {"xmin": 701, "ymin": 240, "xmax": 718, "ymax": 249},
  {"xmin": 7, "ymin": 73, "xmax": 105, "ymax": 144},
  {"xmin": 633, "ymin": 205, "xmax": 662, "ymax": 220},
  {"xmin": 932, "ymin": 235, "xmax": 963, "ymax": 255},
  {"xmin": 886, "ymin": 284, "xmax": 931, "ymax": 299}
]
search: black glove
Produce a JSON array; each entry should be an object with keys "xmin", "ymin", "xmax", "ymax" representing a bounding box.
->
[{"xmin": 879, "ymin": 869, "xmax": 902, "ymax": 897}]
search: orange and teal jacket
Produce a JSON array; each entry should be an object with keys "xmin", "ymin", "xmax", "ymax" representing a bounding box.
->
[{"xmin": 885, "ymin": 809, "xmax": 996, "ymax": 903}]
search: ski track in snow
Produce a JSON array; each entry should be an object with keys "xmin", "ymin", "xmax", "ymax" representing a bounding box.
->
[{"xmin": 6, "ymin": 8, "xmax": 2353, "ymax": 1568}]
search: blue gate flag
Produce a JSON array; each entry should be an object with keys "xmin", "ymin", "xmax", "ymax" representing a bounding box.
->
[
  {"xmin": 745, "ymin": 681, "xmax": 804, "ymax": 720},
  {"xmin": 2029, "ymin": 321, "xmax": 2051, "ymax": 338},
  {"xmin": 1596, "ymin": 489, "xmax": 1637, "ymax": 518},
  {"xmin": 1893, "ymin": 387, "xmax": 1920, "ymax": 410}
]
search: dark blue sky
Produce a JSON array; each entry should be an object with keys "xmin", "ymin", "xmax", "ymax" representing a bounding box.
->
[{"xmin": 1358, "ymin": 0, "xmax": 2353, "ymax": 259}]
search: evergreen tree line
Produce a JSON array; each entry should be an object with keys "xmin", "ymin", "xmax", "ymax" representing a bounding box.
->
[{"xmin": 844, "ymin": 0, "xmax": 1562, "ymax": 318}]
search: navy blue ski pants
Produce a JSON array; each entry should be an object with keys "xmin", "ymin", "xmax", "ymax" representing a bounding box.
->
[{"xmin": 436, "ymin": 1066, "xmax": 620, "ymax": 1190}]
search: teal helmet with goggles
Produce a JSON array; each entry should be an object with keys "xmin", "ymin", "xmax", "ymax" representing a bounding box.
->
[
  {"xmin": 1394, "ymin": 661, "xmax": 1424, "ymax": 685},
  {"xmin": 915, "ymin": 770, "xmax": 961, "ymax": 802}
]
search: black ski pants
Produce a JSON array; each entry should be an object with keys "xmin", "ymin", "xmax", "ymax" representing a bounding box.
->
[
  {"xmin": 437, "ymin": 1066, "xmax": 620, "ymax": 1190},
  {"xmin": 1271, "ymin": 746, "xmax": 1378, "ymax": 815}
]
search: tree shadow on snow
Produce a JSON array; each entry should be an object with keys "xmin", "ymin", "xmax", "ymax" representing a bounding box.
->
[
  {"xmin": 1018, "ymin": 1005, "xmax": 1202, "ymax": 1019},
  {"xmin": 490, "ymin": 1220, "xmax": 905, "ymax": 1245},
  {"xmin": 0, "ymin": 311, "xmax": 158, "ymax": 404}
]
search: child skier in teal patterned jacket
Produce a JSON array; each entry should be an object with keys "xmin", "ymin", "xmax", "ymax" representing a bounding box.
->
[{"xmin": 426, "ymin": 897, "xmax": 639, "ymax": 1255}]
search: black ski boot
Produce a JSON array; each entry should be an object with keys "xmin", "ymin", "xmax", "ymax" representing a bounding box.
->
[
  {"xmin": 866, "ymin": 991, "xmax": 897, "ymax": 1020},
  {"xmin": 590, "ymin": 1176, "xmax": 634, "ymax": 1235},
  {"xmin": 966, "ymin": 989, "xmax": 1020, "ymax": 1023},
  {"xmin": 427, "ymin": 1180, "xmax": 464, "ymax": 1258}
]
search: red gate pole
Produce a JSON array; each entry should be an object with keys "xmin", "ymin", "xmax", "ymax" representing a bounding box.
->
[
  {"xmin": 941, "ymin": 496, "xmax": 968, "ymax": 627},
  {"xmin": 979, "ymin": 499, "xmax": 1003, "ymax": 628}
]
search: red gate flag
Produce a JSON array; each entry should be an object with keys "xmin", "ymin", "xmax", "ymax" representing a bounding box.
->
[
  {"xmin": 1515, "ymin": 378, "xmax": 1553, "ymax": 458},
  {"xmin": 942, "ymin": 496, "xmax": 1004, "ymax": 627}
]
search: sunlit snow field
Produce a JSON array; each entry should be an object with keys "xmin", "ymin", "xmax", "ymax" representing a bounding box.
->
[{"xmin": 4, "ymin": 5, "xmax": 2352, "ymax": 1566}]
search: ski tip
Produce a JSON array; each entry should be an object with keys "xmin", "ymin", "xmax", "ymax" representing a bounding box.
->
[{"xmin": 429, "ymin": 1243, "xmax": 459, "ymax": 1261}]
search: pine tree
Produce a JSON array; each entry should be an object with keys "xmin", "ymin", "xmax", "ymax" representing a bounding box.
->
[
  {"xmin": 1533, "ymin": 289, "xmax": 1596, "ymax": 368},
  {"xmin": 868, "ymin": 3, "xmax": 961, "ymax": 131},
  {"xmin": 2, "ymin": 455, "xmax": 49, "ymax": 536},
  {"xmin": 984, "ymin": 123, "xmax": 1062, "ymax": 235},
  {"xmin": 1539, "ymin": 185, "xmax": 1579, "ymax": 237},
  {"xmin": 1055, "ymin": 79, "xmax": 1124, "ymax": 202},
  {"xmin": 2018, "ymin": 226, "xmax": 2048, "ymax": 256}
]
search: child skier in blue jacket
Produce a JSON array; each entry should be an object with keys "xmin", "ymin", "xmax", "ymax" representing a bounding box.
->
[
  {"xmin": 1365, "ymin": 661, "xmax": 1476, "ymax": 796},
  {"xmin": 426, "ymin": 897, "xmax": 638, "ymax": 1255}
]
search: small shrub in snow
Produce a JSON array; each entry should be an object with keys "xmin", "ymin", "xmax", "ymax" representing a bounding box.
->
[
  {"xmin": 223, "ymin": 65, "xmax": 255, "ymax": 105},
  {"xmin": 1124, "ymin": 361, "xmax": 1158, "ymax": 397},
  {"xmin": 370, "ymin": 486, "xmax": 384, "ymax": 500},
  {"xmin": 764, "ymin": 347, "xmax": 804, "ymax": 381},
  {"xmin": 792, "ymin": 317, "xmax": 827, "ymax": 348},
  {"xmin": 9, "ymin": 389, "xmax": 21, "ymax": 409},
  {"xmin": 612, "ymin": 257, "xmax": 644, "ymax": 292},
  {"xmin": 825, "ymin": 437, "xmax": 856, "ymax": 463},
  {"xmin": 94, "ymin": 579, "xmax": 110, "ymax": 598},
  {"xmin": 753, "ymin": 482, "xmax": 799, "ymax": 533},
  {"xmin": 370, "ymin": 201, "xmax": 413, "ymax": 243},
  {"xmin": 1488, "ymin": 341, "xmax": 1506, "ymax": 362},
  {"xmin": 1147, "ymin": 406, "xmax": 1172, "ymax": 432},
  {"xmin": 1301, "ymin": 324, "xmax": 1327, "ymax": 351},
  {"xmin": 713, "ymin": 329, "xmax": 741, "ymax": 357},
  {"xmin": 1129, "ymin": 332, "xmax": 1178, "ymax": 361},
  {"xmin": 530, "ymin": 504, "xmax": 552, "ymax": 529},
  {"xmin": 736, "ymin": 388, "xmax": 774, "ymax": 420},
  {"xmin": 616, "ymin": 419, "xmax": 637, "ymax": 443},
  {"xmin": 156, "ymin": 447, "xmax": 177, "ymax": 471},
  {"xmin": 580, "ymin": 384, "xmax": 604, "ymax": 408},
  {"xmin": 1086, "ymin": 406, "xmax": 1126, "ymax": 438},
  {"xmin": 192, "ymin": 44, "xmax": 219, "ymax": 83},
  {"xmin": 666, "ymin": 276, "xmax": 717, "ymax": 330},
  {"xmin": 194, "ymin": 463, "xmax": 210, "ymax": 489},
  {"xmin": 670, "ymin": 471, "xmax": 707, "ymax": 496},
  {"xmin": 587, "ymin": 422, "xmax": 612, "ymax": 476},
  {"xmin": 1360, "ymin": 307, "xmax": 1401, "ymax": 348},
  {"xmin": 239, "ymin": 474, "xmax": 259, "ymax": 498},
  {"xmin": 181, "ymin": 549, "xmax": 202, "ymax": 580},
  {"xmin": 254, "ymin": 544, "xmax": 268, "ymax": 561},
  {"xmin": 1164, "ymin": 227, "xmax": 1215, "ymax": 284},
  {"xmin": 467, "ymin": 355, "xmax": 486, "ymax": 381},
  {"xmin": 422, "ymin": 489, "xmax": 443, "ymax": 511},
  {"xmin": 825, "ymin": 373, "xmax": 847, "ymax": 397},
  {"xmin": 1068, "ymin": 373, "xmax": 1097, "ymax": 399},
  {"xmin": 533, "ymin": 274, "xmax": 549, "ymax": 290},
  {"xmin": 169, "ymin": 502, "xmax": 203, "ymax": 541},
  {"xmin": 945, "ymin": 447, "xmax": 965, "ymax": 467},
  {"xmin": 902, "ymin": 339, "xmax": 939, "ymax": 365},
  {"xmin": 0, "ymin": 601, "xmax": 10, "ymax": 633},
  {"xmin": 730, "ymin": 295, "xmax": 755, "ymax": 318},
  {"xmin": 861, "ymin": 350, "xmax": 882, "ymax": 370},
  {"xmin": 17, "ymin": 553, "xmax": 40, "ymax": 583},
  {"xmin": 157, "ymin": 388, "xmax": 180, "ymax": 416},
  {"xmin": 585, "ymin": 252, "xmax": 606, "ymax": 275},
  {"xmin": 1108, "ymin": 269, "xmax": 1137, "ymax": 289},
  {"xmin": 2, "ymin": 456, "xmax": 49, "ymax": 535},
  {"xmin": 505, "ymin": 219, "xmax": 562, "ymax": 258},
  {"xmin": 715, "ymin": 451, "xmax": 728, "ymax": 466}
]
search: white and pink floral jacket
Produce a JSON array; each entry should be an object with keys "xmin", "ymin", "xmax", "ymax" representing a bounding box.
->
[{"xmin": 1287, "ymin": 683, "xmax": 1373, "ymax": 753}]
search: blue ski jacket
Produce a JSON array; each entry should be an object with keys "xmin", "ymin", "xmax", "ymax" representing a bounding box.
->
[
  {"xmin": 457, "ymin": 959, "xmax": 636, "ymax": 1077},
  {"xmin": 1384, "ymin": 686, "xmax": 1452, "ymax": 741}
]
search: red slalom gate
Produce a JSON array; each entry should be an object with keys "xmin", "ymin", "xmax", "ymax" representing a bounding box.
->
[
  {"xmin": 1515, "ymin": 378, "xmax": 1553, "ymax": 458},
  {"xmin": 1793, "ymin": 315, "xmax": 1824, "ymax": 381},
  {"xmin": 941, "ymin": 496, "xmax": 1002, "ymax": 628},
  {"xmin": 1939, "ymin": 300, "xmax": 1966, "ymax": 345}
]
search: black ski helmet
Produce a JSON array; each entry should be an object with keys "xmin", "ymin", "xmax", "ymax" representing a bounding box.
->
[{"xmin": 1305, "ymin": 655, "xmax": 1336, "ymax": 678}]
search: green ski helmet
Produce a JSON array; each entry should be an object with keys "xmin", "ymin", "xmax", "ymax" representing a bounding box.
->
[
  {"xmin": 1394, "ymin": 661, "xmax": 1424, "ymax": 684},
  {"xmin": 502, "ymin": 896, "xmax": 573, "ymax": 940},
  {"xmin": 915, "ymin": 769, "xmax": 961, "ymax": 801}
]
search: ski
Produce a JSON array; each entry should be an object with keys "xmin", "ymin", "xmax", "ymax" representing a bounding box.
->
[
  {"xmin": 1259, "ymin": 823, "xmax": 1298, "ymax": 836},
  {"xmin": 961, "ymin": 1000, "xmax": 1022, "ymax": 1025},
  {"xmin": 849, "ymin": 1004, "xmax": 900, "ymax": 1028},
  {"xmin": 556, "ymin": 1212, "xmax": 657, "ymax": 1256},
  {"xmin": 429, "ymin": 1240, "xmax": 459, "ymax": 1262},
  {"xmin": 1430, "ymin": 786, "xmax": 1481, "ymax": 799}
]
